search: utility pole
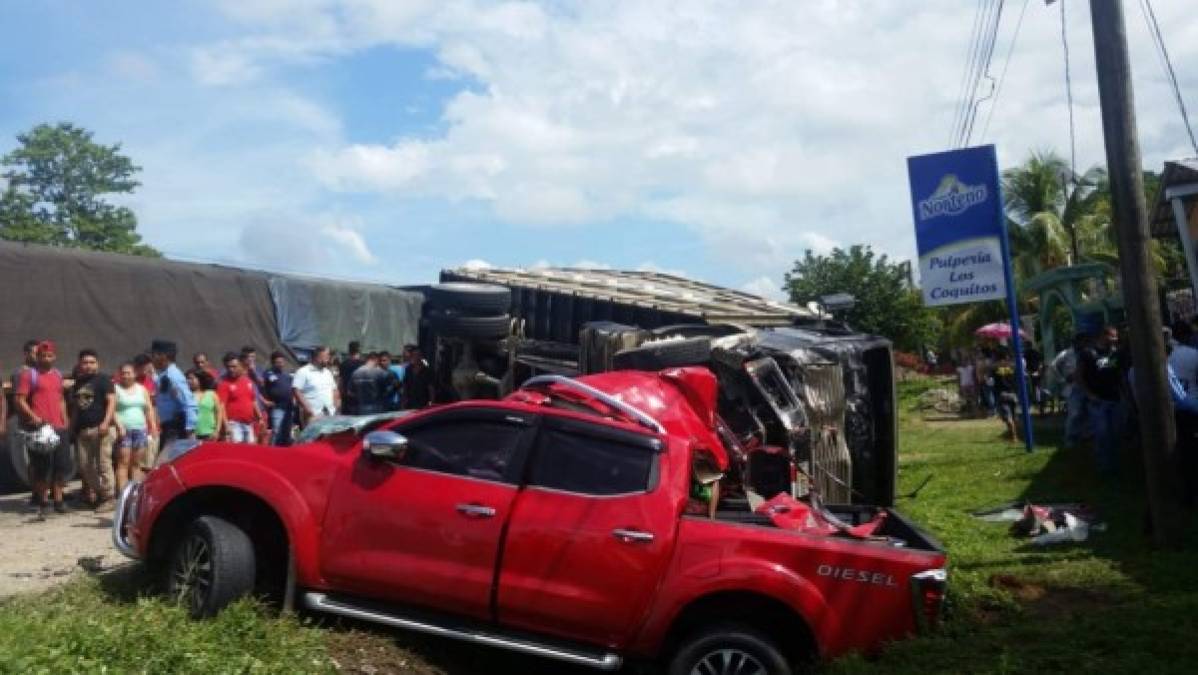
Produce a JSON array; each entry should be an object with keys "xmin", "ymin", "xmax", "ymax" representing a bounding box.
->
[{"xmin": 1089, "ymin": 0, "xmax": 1181, "ymax": 547}]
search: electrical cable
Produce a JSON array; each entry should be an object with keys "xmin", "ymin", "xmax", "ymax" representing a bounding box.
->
[
  {"xmin": 1140, "ymin": 0, "xmax": 1198, "ymax": 155},
  {"xmin": 979, "ymin": 0, "xmax": 1032, "ymax": 141},
  {"xmin": 1060, "ymin": 0, "xmax": 1077, "ymax": 181},
  {"xmin": 957, "ymin": 0, "xmax": 1000, "ymax": 147},
  {"xmin": 950, "ymin": 0, "xmax": 989, "ymax": 146},
  {"xmin": 962, "ymin": 0, "xmax": 1006, "ymax": 147}
]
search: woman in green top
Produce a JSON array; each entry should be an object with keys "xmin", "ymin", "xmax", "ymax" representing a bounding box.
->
[
  {"xmin": 114, "ymin": 362, "xmax": 158, "ymax": 494},
  {"xmin": 188, "ymin": 369, "xmax": 225, "ymax": 441}
]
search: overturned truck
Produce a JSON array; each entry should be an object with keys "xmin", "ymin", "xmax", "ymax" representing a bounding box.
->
[{"xmin": 426, "ymin": 267, "xmax": 897, "ymax": 507}]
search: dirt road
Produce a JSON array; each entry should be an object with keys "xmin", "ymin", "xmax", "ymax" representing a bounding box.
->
[{"xmin": 0, "ymin": 481, "xmax": 129, "ymax": 597}]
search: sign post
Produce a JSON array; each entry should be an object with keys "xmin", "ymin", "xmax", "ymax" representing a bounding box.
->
[{"xmin": 907, "ymin": 145, "xmax": 1034, "ymax": 451}]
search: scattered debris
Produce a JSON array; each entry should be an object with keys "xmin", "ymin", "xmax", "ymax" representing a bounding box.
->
[{"xmin": 972, "ymin": 501, "xmax": 1106, "ymax": 545}]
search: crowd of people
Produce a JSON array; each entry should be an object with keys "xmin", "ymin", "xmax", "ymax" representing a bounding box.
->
[
  {"xmin": 2, "ymin": 338, "xmax": 436, "ymax": 520},
  {"xmin": 953, "ymin": 320, "xmax": 1198, "ymax": 503}
]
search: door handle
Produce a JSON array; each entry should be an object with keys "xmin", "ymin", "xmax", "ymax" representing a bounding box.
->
[
  {"xmin": 612, "ymin": 528, "xmax": 655, "ymax": 544},
  {"xmin": 456, "ymin": 503, "xmax": 497, "ymax": 518}
]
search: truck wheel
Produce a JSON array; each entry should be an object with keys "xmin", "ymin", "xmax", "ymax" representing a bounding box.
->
[
  {"xmin": 426, "ymin": 282, "xmax": 511, "ymax": 315},
  {"xmin": 167, "ymin": 516, "xmax": 256, "ymax": 618},
  {"xmin": 612, "ymin": 337, "xmax": 712, "ymax": 371},
  {"xmin": 669, "ymin": 624, "xmax": 793, "ymax": 675},
  {"xmin": 427, "ymin": 311, "xmax": 512, "ymax": 339}
]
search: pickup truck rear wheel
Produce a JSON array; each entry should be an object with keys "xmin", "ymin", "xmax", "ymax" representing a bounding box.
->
[
  {"xmin": 167, "ymin": 515, "xmax": 256, "ymax": 618},
  {"xmin": 669, "ymin": 624, "xmax": 793, "ymax": 675}
]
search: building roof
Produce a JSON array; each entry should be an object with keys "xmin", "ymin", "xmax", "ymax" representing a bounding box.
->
[
  {"xmin": 445, "ymin": 266, "xmax": 813, "ymax": 325},
  {"xmin": 1151, "ymin": 158, "xmax": 1198, "ymax": 238}
]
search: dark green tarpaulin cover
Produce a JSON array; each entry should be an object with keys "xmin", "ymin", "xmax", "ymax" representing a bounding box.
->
[
  {"xmin": 268, "ymin": 276, "xmax": 422, "ymax": 355},
  {"xmin": 0, "ymin": 242, "xmax": 289, "ymax": 371}
]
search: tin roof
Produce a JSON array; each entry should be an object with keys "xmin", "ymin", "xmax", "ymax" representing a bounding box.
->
[
  {"xmin": 445, "ymin": 266, "xmax": 813, "ymax": 325},
  {"xmin": 1151, "ymin": 158, "xmax": 1198, "ymax": 238}
]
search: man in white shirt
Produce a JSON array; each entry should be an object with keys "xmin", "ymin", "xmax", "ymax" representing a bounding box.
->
[
  {"xmin": 292, "ymin": 346, "xmax": 340, "ymax": 424},
  {"xmin": 1052, "ymin": 334, "xmax": 1089, "ymax": 449},
  {"xmin": 1168, "ymin": 322, "xmax": 1198, "ymax": 397}
]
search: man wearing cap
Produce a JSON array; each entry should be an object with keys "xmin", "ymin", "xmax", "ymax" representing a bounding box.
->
[
  {"xmin": 150, "ymin": 339, "xmax": 198, "ymax": 445},
  {"xmin": 14, "ymin": 341, "xmax": 69, "ymax": 518}
]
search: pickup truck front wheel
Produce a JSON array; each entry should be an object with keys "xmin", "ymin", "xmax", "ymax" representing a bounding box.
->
[
  {"xmin": 166, "ymin": 516, "xmax": 256, "ymax": 618},
  {"xmin": 669, "ymin": 624, "xmax": 792, "ymax": 675}
]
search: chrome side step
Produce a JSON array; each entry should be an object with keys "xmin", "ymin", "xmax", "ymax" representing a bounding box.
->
[{"xmin": 303, "ymin": 592, "xmax": 623, "ymax": 671}]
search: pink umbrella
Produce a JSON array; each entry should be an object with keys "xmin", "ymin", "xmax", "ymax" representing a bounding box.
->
[{"xmin": 974, "ymin": 322, "xmax": 1030, "ymax": 340}]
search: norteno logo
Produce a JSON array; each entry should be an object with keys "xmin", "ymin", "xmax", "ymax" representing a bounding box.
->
[{"xmin": 918, "ymin": 174, "xmax": 987, "ymax": 220}]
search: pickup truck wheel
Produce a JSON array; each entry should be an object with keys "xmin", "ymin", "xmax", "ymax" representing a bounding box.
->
[
  {"xmin": 167, "ymin": 516, "xmax": 256, "ymax": 618},
  {"xmin": 669, "ymin": 624, "xmax": 793, "ymax": 675}
]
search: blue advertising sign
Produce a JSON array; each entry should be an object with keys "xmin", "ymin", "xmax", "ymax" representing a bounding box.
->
[{"xmin": 907, "ymin": 145, "xmax": 1007, "ymax": 307}]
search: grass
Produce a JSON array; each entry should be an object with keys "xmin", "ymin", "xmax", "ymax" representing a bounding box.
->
[{"xmin": 1, "ymin": 376, "xmax": 1195, "ymax": 674}]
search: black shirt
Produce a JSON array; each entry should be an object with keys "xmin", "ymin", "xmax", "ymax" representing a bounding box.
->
[
  {"xmin": 339, "ymin": 357, "xmax": 363, "ymax": 398},
  {"xmin": 72, "ymin": 372, "xmax": 113, "ymax": 430},
  {"xmin": 403, "ymin": 364, "xmax": 435, "ymax": 409},
  {"xmin": 1080, "ymin": 347, "xmax": 1122, "ymax": 402},
  {"xmin": 351, "ymin": 364, "xmax": 390, "ymax": 412},
  {"xmin": 263, "ymin": 367, "xmax": 293, "ymax": 409}
]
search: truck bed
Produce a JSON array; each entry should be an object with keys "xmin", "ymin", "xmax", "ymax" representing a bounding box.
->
[{"xmin": 712, "ymin": 498, "xmax": 943, "ymax": 553}]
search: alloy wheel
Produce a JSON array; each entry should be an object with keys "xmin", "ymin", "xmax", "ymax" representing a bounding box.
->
[
  {"xmin": 171, "ymin": 533, "xmax": 213, "ymax": 614},
  {"xmin": 690, "ymin": 647, "xmax": 768, "ymax": 675}
]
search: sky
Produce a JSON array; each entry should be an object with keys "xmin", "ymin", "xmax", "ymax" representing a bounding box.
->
[{"xmin": 2, "ymin": 0, "xmax": 1196, "ymax": 300}]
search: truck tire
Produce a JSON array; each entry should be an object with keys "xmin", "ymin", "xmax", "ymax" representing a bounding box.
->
[
  {"xmin": 668, "ymin": 624, "xmax": 793, "ymax": 675},
  {"xmin": 426, "ymin": 283, "xmax": 512, "ymax": 315},
  {"xmin": 612, "ymin": 337, "xmax": 712, "ymax": 371},
  {"xmin": 167, "ymin": 515, "xmax": 256, "ymax": 618},
  {"xmin": 427, "ymin": 311, "xmax": 512, "ymax": 340}
]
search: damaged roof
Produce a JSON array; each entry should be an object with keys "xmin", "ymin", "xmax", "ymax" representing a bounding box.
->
[
  {"xmin": 1150, "ymin": 158, "xmax": 1198, "ymax": 238},
  {"xmin": 445, "ymin": 266, "xmax": 813, "ymax": 325}
]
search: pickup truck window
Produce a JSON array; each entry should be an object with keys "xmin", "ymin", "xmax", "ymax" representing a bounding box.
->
[
  {"xmin": 400, "ymin": 421, "xmax": 524, "ymax": 483},
  {"xmin": 529, "ymin": 429, "xmax": 655, "ymax": 496}
]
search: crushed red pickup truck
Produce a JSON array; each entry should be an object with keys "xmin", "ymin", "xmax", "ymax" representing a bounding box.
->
[{"xmin": 114, "ymin": 367, "xmax": 945, "ymax": 675}]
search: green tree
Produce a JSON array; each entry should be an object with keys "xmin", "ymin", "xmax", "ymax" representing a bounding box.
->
[
  {"xmin": 1002, "ymin": 150, "xmax": 1107, "ymax": 277},
  {"xmin": 0, "ymin": 122, "xmax": 158, "ymax": 256},
  {"xmin": 784, "ymin": 245, "xmax": 940, "ymax": 352}
]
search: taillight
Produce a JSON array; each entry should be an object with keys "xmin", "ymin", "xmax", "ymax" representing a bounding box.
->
[{"xmin": 910, "ymin": 568, "xmax": 947, "ymax": 633}]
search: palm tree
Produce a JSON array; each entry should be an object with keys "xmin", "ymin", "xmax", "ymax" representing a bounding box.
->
[{"xmin": 1002, "ymin": 151, "xmax": 1108, "ymax": 275}]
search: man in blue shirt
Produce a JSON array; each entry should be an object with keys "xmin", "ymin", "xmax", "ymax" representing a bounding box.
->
[
  {"xmin": 150, "ymin": 339, "xmax": 198, "ymax": 444},
  {"xmin": 263, "ymin": 351, "xmax": 295, "ymax": 446}
]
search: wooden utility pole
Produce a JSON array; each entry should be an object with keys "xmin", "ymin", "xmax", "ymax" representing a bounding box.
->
[{"xmin": 1089, "ymin": 0, "xmax": 1181, "ymax": 547}]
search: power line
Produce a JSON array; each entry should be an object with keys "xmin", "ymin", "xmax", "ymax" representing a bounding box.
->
[
  {"xmin": 979, "ymin": 0, "xmax": 1032, "ymax": 141},
  {"xmin": 956, "ymin": 0, "xmax": 1000, "ymax": 147},
  {"xmin": 962, "ymin": 0, "xmax": 1006, "ymax": 147},
  {"xmin": 1060, "ymin": 0, "xmax": 1077, "ymax": 180},
  {"xmin": 1138, "ymin": 0, "xmax": 1198, "ymax": 155},
  {"xmin": 950, "ymin": 1, "xmax": 989, "ymax": 146}
]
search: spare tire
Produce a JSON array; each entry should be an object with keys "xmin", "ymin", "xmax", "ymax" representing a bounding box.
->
[
  {"xmin": 427, "ymin": 312, "xmax": 512, "ymax": 340},
  {"xmin": 612, "ymin": 337, "xmax": 712, "ymax": 371},
  {"xmin": 427, "ymin": 283, "xmax": 511, "ymax": 315}
]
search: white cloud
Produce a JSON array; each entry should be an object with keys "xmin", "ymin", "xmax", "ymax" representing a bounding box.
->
[
  {"xmin": 21, "ymin": 0, "xmax": 1198, "ymax": 292},
  {"xmin": 462, "ymin": 258, "xmax": 493, "ymax": 270},
  {"xmin": 740, "ymin": 275, "xmax": 786, "ymax": 302},
  {"xmin": 237, "ymin": 216, "xmax": 377, "ymax": 272},
  {"xmin": 320, "ymin": 221, "xmax": 376, "ymax": 264}
]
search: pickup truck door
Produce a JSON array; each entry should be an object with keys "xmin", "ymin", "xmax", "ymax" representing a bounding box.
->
[
  {"xmin": 497, "ymin": 415, "xmax": 678, "ymax": 648},
  {"xmin": 320, "ymin": 407, "xmax": 534, "ymax": 620}
]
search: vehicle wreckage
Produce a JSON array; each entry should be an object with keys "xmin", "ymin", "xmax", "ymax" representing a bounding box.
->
[{"xmin": 424, "ymin": 266, "xmax": 898, "ymax": 507}]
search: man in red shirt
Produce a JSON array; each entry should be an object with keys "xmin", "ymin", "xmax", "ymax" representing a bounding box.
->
[
  {"xmin": 192, "ymin": 352, "xmax": 220, "ymax": 381},
  {"xmin": 14, "ymin": 341, "xmax": 70, "ymax": 519},
  {"xmin": 217, "ymin": 352, "xmax": 262, "ymax": 444}
]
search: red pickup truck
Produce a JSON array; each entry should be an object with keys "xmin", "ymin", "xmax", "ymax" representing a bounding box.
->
[{"xmin": 114, "ymin": 367, "xmax": 945, "ymax": 675}]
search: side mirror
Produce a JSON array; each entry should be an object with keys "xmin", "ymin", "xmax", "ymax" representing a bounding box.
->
[{"xmin": 362, "ymin": 430, "xmax": 409, "ymax": 461}]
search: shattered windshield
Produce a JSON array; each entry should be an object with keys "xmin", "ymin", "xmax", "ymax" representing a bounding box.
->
[{"xmin": 295, "ymin": 411, "xmax": 413, "ymax": 443}]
